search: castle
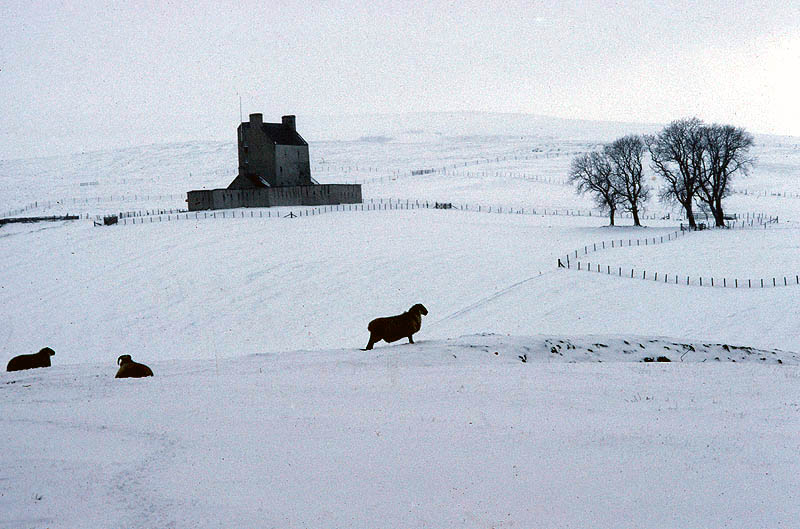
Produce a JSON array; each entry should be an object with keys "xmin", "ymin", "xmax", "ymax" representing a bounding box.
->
[{"xmin": 187, "ymin": 114, "xmax": 361, "ymax": 211}]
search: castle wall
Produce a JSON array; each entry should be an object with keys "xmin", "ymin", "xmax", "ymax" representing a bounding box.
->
[
  {"xmin": 274, "ymin": 145, "xmax": 312, "ymax": 186},
  {"xmin": 237, "ymin": 120, "xmax": 276, "ymax": 185},
  {"xmin": 187, "ymin": 184, "xmax": 362, "ymax": 211}
]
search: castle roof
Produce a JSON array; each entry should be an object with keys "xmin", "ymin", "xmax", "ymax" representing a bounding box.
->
[{"xmin": 240, "ymin": 121, "xmax": 307, "ymax": 146}]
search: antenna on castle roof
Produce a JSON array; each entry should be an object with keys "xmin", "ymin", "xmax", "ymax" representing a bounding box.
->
[{"xmin": 238, "ymin": 92, "xmax": 243, "ymax": 123}]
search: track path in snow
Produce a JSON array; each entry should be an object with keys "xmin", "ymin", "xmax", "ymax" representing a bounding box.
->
[{"xmin": 428, "ymin": 271, "xmax": 554, "ymax": 327}]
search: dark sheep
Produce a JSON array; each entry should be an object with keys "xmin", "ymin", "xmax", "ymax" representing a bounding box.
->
[
  {"xmin": 6, "ymin": 347, "xmax": 55, "ymax": 372},
  {"xmin": 364, "ymin": 303, "xmax": 428, "ymax": 350},
  {"xmin": 115, "ymin": 355, "xmax": 153, "ymax": 378},
  {"xmin": 643, "ymin": 356, "xmax": 672, "ymax": 363}
]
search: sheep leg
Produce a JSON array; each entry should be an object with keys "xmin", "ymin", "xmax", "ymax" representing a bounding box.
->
[
  {"xmin": 408, "ymin": 335, "xmax": 414, "ymax": 344},
  {"xmin": 364, "ymin": 335, "xmax": 377, "ymax": 351}
]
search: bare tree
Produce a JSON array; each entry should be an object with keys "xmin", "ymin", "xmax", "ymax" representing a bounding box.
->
[
  {"xmin": 646, "ymin": 118, "xmax": 706, "ymax": 229},
  {"xmin": 605, "ymin": 135, "xmax": 649, "ymax": 227},
  {"xmin": 698, "ymin": 124, "xmax": 754, "ymax": 227},
  {"xmin": 569, "ymin": 151, "xmax": 619, "ymax": 225}
]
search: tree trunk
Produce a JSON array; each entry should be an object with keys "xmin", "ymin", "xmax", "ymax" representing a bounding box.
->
[
  {"xmin": 684, "ymin": 200, "xmax": 697, "ymax": 228},
  {"xmin": 631, "ymin": 207, "xmax": 641, "ymax": 227},
  {"xmin": 713, "ymin": 197, "xmax": 725, "ymax": 227},
  {"xmin": 609, "ymin": 207, "xmax": 615, "ymax": 226}
]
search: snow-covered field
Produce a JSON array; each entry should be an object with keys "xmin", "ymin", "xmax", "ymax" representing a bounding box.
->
[{"xmin": 2, "ymin": 113, "xmax": 799, "ymax": 528}]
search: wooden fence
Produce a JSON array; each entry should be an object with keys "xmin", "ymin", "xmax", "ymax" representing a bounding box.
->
[
  {"xmin": 104, "ymin": 198, "xmax": 777, "ymax": 231},
  {"xmin": 568, "ymin": 260, "xmax": 799, "ymax": 289},
  {"xmin": 109, "ymin": 198, "xmax": 684, "ymax": 227},
  {"xmin": 1, "ymin": 194, "xmax": 186, "ymax": 218},
  {"xmin": 731, "ymin": 188, "xmax": 800, "ymax": 199},
  {"xmin": 560, "ymin": 216, "xmax": 794, "ymax": 288}
]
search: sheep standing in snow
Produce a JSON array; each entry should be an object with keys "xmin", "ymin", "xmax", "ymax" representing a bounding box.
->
[
  {"xmin": 6, "ymin": 347, "xmax": 55, "ymax": 372},
  {"xmin": 364, "ymin": 304, "xmax": 428, "ymax": 350},
  {"xmin": 115, "ymin": 355, "xmax": 153, "ymax": 378}
]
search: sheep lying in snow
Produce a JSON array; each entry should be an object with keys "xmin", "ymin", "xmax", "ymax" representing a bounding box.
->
[
  {"xmin": 364, "ymin": 304, "xmax": 428, "ymax": 350},
  {"xmin": 6, "ymin": 347, "xmax": 55, "ymax": 372},
  {"xmin": 115, "ymin": 355, "xmax": 153, "ymax": 378}
]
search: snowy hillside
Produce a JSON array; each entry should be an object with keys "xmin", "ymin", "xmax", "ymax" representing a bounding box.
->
[
  {"xmin": 2, "ymin": 113, "xmax": 800, "ymax": 528},
  {"xmin": 3, "ymin": 342, "xmax": 799, "ymax": 528}
]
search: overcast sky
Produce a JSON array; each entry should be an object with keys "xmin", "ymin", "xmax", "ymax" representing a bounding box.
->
[{"xmin": 1, "ymin": 1, "xmax": 798, "ymax": 157}]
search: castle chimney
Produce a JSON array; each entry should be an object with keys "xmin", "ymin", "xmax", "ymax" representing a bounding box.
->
[
  {"xmin": 249, "ymin": 113, "xmax": 262, "ymax": 127},
  {"xmin": 282, "ymin": 115, "xmax": 296, "ymax": 132}
]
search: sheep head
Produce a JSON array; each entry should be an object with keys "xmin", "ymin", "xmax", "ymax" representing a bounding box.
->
[
  {"xmin": 117, "ymin": 354, "xmax": 133, "ymax": 366},
  {"xmin": 410, "ymin": 304, "xmax": 428, "ymax": 316}
]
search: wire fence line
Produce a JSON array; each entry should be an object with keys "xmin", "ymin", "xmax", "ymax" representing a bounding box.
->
[
  {"xmin": 560, "ymin": 216, "xmax": 795, "ymax": 288},
  {"xmin": 3, "ymin": 193, "xmax": 779, "ymax": 236},
  {"xmin": 312, "ymin": 149, "xmax": 586, "ymax": 175},
  {"xmin": 3, "ymin": 182, "xmax": 798, "ymax": 219},
  {"xmin": 9, "ymin": 197, "xmax": 633, "ymax": 226},
  {"xmin": 731, "ymin": 188, "xmax": 800, "ymax": 199},
  {"xmin": 558, "ymin": 213, "xmax": 778, "ymax": 268},
  {"xmin": 106, "ymin": 208, "xmax": 187, "ymax": 220},
  {"xmin": 568, "ymin": 259, "xmax": 800, "ymax": 289},
  {"xmin": 438, "ymin": 170, "xmax": 569, "ymax": 186},
  {"xmin": 561, "ymin": 214, "xmax": 779, "ymax": 268},
  {"xmin": 107, "ymin": 197, "xmax": 689, "ymax": 227},
  {"xmin": 1, "ymin": 194, "xmax": 186, "ymax": 218},
  {"xmin": 315, "ymin": 150, "xmax": 587, "ymax": 185},
  {"xmin": 350, "ymin": 171, "xmax": 572, "ymax": 186},
  {"xmin": 112, "ymin": 199, "xmax": 517, "ymax": 226},
  {"xmin": 103, "ymin": 197, "xmax": 778, "ymax": 230},
  {"xmin": 560, "ymin": 229, "xmax": 693, "ymax": 270},
  {"xmin": 95, "ymin": 196, "xmax": 778, "ymax": 227}
]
